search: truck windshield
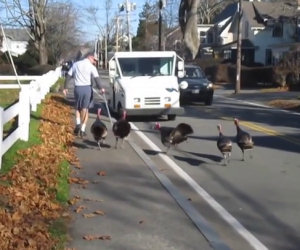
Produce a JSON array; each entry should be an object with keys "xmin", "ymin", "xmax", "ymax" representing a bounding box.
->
[{"xmin": 118, "ymin": 57, "xmax": 174, "ymax": 77}]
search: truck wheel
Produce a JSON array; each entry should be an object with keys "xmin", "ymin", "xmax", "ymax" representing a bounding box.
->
[
  {"xmin": 117, "ymin": 104, "xmax": 123, "ymax": 119},
  {"xmin": 168, "ymin": 114, "xmax": 176, "ymax": 120}
]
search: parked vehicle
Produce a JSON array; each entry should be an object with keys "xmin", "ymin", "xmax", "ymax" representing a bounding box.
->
[
  {"xmin": 107, "ymin": 51, "xmax": 187, "ymax": 120},
  {"xmin": 61, "ymin": 60, "xmax": 73, "ymax": 77},
  {"xmin": 178, "ymin": 65, "xmax": 214, "ymax": 105}
]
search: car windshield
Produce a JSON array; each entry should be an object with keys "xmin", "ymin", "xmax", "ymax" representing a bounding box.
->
[
  {"xmin": 118, "ymin": 57, "xmax": 174, "ymax": 77},
  {"xmin": 184, "ymin": 67, "xmax": 205, "ymax": 79}
]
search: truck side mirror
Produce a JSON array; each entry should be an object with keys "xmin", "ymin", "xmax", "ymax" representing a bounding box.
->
[
  {"xmin": 109, "ymin": 60, "xmax": 116, "ymax": 78},
  {"xmin": 177, "ymin": 61, "xmax": 184, "ymax": 78}
]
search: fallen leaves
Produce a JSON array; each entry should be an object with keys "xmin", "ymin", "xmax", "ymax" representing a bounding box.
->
[
  {"xmin": 0, "ymin": 94, "xmax": 79, "ymax": 249},
  {"xmin": 83, "ymin": 235, "xmax": 111, "ymax": 241},
  {"xmin": 83, "ymin": 210, "xmax": 105, "ymax": 218},
  {"xmin": 69, "ymin": 177, "xmax": 89, "ymax": 185},
  {"xmin": 268, "ymin": 99, "xmax": 300, "ymax": 111},
  {"xmin": 97, "ymin": 171, "xmax": 106, "ymax": 176},
  {"xmin": 74, "ymin": 205, "xmax": 86, "ymax": 213}
]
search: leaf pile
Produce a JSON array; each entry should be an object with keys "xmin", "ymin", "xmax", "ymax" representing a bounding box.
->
[
  {"xmin": 0, "ymin": 94, "xmax": 79, "ymax": 249},
  {"xmin": 268, "ymin": 99, "xmax": 300, "ymax": 112}
]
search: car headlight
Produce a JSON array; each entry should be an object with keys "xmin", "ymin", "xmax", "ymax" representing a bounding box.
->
[
  {"xmin": 207, "ymin": 83, "xmax": 213, "ymax": 89},
  {"xmin": 134, "ymin": 98, "xmax": 141, "ymax": 103}
]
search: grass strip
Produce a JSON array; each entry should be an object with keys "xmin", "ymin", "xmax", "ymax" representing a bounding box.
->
[
  {"xmin": 0, "ymin": 105, "xmax": 42, "ymax": 174},
  {"xmin": 56, "ymin": 159, "xmax": 70, "ymax": 204}
]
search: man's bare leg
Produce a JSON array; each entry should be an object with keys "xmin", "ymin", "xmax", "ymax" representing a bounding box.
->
[
  {"xmin": 74, "ymin": 110, "xmax": 81, "ymax": 135},
  {"xmin": 80, "ymin": 108, "xmax": 89, "ymax": 137}
]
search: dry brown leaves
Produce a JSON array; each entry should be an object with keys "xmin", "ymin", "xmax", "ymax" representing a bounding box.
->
[
  {"xmin": 0, "ymin": 94, "xmax": 79, "ymax": 249},
  {"xmin": 268, "ymin": 99, "xmax": 300, "ymax": 111},
  {"xmin": 83, "ymin": 235, "xmax": 111, "ymax": 241}
]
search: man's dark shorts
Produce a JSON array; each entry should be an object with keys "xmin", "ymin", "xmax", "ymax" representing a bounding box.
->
[{"xmin": 74, "ymin": 85, "xmax": 92, "ymax": 110}]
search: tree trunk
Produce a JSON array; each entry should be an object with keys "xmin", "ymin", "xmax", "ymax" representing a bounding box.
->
[
  {"xmin": 179, "ymin": 0, "xmax": 200, "ymax": 59},
  {"xmin": 38, "ymin": 34, "xmax": 48, "ymax": 65}
]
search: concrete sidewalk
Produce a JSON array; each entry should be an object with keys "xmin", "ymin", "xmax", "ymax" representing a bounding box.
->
[{"xmin": 65, "ymin": 93, "xmax": 216, "ymax": 250}]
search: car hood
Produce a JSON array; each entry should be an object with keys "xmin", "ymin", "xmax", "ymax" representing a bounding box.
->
[{"xmin": 179, "ymin": 77, "xmax": 211, "ymax": 87}]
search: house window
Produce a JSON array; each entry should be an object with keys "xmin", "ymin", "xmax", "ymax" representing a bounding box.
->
[
  {"xmin": 224, "ymin": 50, "xmax": 231, "ymax": 60},
  {"xmin": 200, "ymin": 31, "xmax": 206, "ymax": 44},
  {"xmin": 207, "ymin": 32, "xmax": 213, "ymax": 44},
  {"xmin": 272, "ymin": 22, "xmax": 283, "ymax": 37},
  {"xmin": 244, "ymin": 21, "xmax": 249, "ymax": 38},
  {"xmin": 265, "ymin": 49, "xmax": 272, "ymax": 65}
]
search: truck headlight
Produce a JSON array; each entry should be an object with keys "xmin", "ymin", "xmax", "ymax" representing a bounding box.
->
[
  {"xmin": 164, "ymin": 97, "xmax": 171, "ymax": 108},
  {"xmin": 134, "ymin": 98, "xmax": 141, "ymax": 103}
]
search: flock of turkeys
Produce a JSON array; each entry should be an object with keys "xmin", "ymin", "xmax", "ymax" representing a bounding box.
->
[{"xmin": 89, "ymin": 110, "xmax": 254, "ymax": 166}]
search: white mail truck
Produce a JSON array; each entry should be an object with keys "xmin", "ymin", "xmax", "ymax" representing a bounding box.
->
[{"xmin": 107, "ymin": 51, "xmax": 186, "ymax": 120}]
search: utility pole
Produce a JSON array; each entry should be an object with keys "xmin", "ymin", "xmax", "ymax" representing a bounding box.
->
[
  {"xmin": 235, "ymin": 0, "xmax": 242, "ymax": 94},
  {"xmin": 116, "ymin": 16, "xmax": 120, "ymax": 52},
  {"xmin": 158, "ymin": 0, "xmax": 166, "ymax": 51},
  {"xmin": 126, "ymin": 0, "xmax": 132, "ymax": 51},
  {"xmin": 99, "ymin": 36, "xmax": 103, "ymax": 69},
  {"xmin": 119, "ymin": 0, "xmax": 136, "ymax": 52}
]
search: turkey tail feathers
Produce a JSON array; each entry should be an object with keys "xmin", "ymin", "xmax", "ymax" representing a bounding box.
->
[{"xmin": 175, "ymin": 123, "xmax": 193, "ymax": 135}]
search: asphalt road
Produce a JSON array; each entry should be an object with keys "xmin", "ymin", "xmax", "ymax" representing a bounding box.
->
[
  {"xmin": 131, "ymin": 89, "xmax": 300, "ymax": 250},
  {"xmin": 67, "ymin": 71, "xmax": 300, "ymax": 250}
]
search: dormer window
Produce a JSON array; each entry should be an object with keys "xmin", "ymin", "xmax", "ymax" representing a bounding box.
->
[{"xmin": 273, "ymin": 22, "xmax": 283, "ymax": 37}]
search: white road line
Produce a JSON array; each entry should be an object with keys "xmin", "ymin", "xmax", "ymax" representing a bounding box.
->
[
  {"xmin": 131, "ymin": 122, "xmax": 268, "ymax": 250},
  {"xmin": 129, "ymin": 140, "xmax": 231, "ymax": 250}
]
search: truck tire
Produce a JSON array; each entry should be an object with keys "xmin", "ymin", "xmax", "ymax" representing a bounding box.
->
[
  {"xmin": 167, "ymin": 114, "xmax": 176, "ymax": 120},
  {"xmin": 117, "ymin": 103, "xmax": 123, "ymax": 119}
]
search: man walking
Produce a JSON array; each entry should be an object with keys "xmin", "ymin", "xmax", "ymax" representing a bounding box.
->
[{"xmin": 63, "ymin": 51, "xmax": 104, "ymax": 137}]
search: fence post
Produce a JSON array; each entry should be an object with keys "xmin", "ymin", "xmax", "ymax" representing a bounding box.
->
[
  {"xmin": 0, "ymin": 106, "xmax": 3, "ymax": 169},
  {"xmin": 18, "ymin": 86, "xmax": 30, "ymax": 141}
]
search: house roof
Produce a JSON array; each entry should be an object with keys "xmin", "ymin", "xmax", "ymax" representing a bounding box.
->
[
  {"xmin": 215, "ymin": 1, "xmax": 299, "ymax": 30},
  {"xmin": 243, "ymin": 1, "xmax": 298, "ymax": 28},
  {"xmin": 1, "ymin": 28, "xmax": 30, "ymax": 41},
  {"xmin": 213, "ymin": 3, "xmax": 238, "ymax": 24}
]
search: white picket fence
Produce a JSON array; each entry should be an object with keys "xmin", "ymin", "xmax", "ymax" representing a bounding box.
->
[{"xmin": 0, "ymin": 67, "xmax": 62, "ymax": 169}]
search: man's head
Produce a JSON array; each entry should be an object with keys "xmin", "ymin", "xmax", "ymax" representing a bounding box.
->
[{"xmin": 86, "ymin": 51, "xmax": 99, "ymax": 65}]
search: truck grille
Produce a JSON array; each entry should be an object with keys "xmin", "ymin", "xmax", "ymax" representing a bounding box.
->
[{"xmin": 144, "ymin": 97, "xmax": 160, "ymax": 106}]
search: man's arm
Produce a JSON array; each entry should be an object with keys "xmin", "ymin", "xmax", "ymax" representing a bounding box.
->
[
  {"xmin": 63, "ymin": 75, "xmax": 73, "ymax": 96},
  {"xmin": 93, "ymin": 76, "xmax": 105, "ymax": 93}
]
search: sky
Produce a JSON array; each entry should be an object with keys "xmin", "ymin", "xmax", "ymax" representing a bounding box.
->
[
  {"xmin": 72, "ymin": 0, "xmax": 181, "ymax": 42},
  {"xmin": 72, "ymin": 0, "xmax": 151, "ymax": 42}
]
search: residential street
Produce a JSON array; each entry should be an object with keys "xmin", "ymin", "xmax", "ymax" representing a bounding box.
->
[{"xmin": 65, "ymin": 72, "xmax": 300, "ymax": 250}]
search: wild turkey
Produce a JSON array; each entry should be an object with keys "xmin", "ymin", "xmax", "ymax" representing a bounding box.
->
[
  {"xmin": 154, "ymin": 122, "xmax": 193, "ymax": 153},
  {"xmin": 234, "ymin": 118, "xmax": 254, "ymax": 161},
  {"xmin": 217, "ymin": 124, "xmax": 232, "ymax": 166},
  {"xmin": 112, "ymin": 110, "xmax": 131, "ymax": 149},
  {"xmin": 90, "ymin": 108, "xmax": 108, "ymax": 150}
]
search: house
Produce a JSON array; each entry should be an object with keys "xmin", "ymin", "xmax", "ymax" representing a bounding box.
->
[
  {"xmin": 0, "ymin": 28, "xmax": 29, "ymax": 57},
  {"xmin": 164, "ymin": 24, "xmax": 214, "ymax": 58},
  {"xmin": 209, "ymin": 0, "xmax": 300, "ymax": 66}
]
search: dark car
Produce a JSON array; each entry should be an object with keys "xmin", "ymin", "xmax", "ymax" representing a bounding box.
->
[{"xmin": 178, "ymin": 65, "xmax": 214, "ymax": 105}]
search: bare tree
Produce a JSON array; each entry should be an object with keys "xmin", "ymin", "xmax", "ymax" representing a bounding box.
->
[
  {"xmin": 0, "ymin": 0, "xmax": 49, "ymax": 65},
  {"xmin": 179, "ymin": 0, "xmax": 200, "ymax": 59},
  {"xmin": 83, "ymin": 0, "xmax": 115, "ymax": 67},
  {"xmin": 46, "ymin": 1, "xmax": 80, "ymax": 64},
  {"xmin": 198, "ymin": 0, "xmax": 235, "ymax": 24},
  {"xmin": 163, "ymin": 0, "xmax": 180, "ymax": 28}
]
